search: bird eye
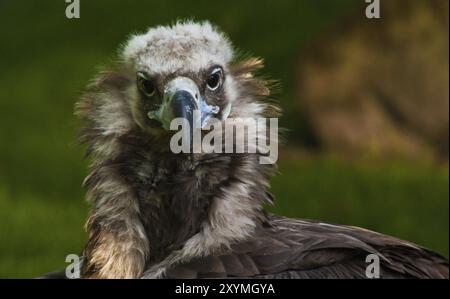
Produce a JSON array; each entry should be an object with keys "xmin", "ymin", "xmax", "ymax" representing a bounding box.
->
[
  {"xmin": 206, "ymin": 67, "xmax": 223, "ymax": 91},
  {"xmin": 137, "ymin": 72, "xmax": 156, "ymax": 97}
]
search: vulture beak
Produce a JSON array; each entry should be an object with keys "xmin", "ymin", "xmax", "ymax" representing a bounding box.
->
[{"xmin": 148, "ymin": 77, "xmax": 219, "ymax": 142}]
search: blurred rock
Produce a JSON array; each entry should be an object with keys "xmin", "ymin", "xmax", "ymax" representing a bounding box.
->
[{"xmin": 297, "ymin": 0, "xmax": 449, "ymax": 160}]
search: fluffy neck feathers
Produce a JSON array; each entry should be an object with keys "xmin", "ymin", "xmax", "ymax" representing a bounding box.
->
[{"xmin": 77, "ymin": 58, "xmax": 278, "ymax": 277}]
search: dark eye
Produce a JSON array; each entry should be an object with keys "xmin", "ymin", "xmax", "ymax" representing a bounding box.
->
[
  {"xmin": 206, "ymin": 67, "xmax": 223, "ymax": 91},
  {"xmin": 137, "ymin": 72, "xmax": 156, "ymax": 97}
]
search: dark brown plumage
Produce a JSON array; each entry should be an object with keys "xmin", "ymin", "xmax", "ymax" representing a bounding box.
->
[
  {"xmin": 160, "ymin": 215, "xmax": 448, "ymax": 279},
  {"xmin": 41, "ymin": 21, "xmax": 448, "ymax": 279}
]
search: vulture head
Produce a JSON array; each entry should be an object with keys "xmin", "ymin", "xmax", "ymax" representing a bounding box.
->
[
  {"xmin": 83, "ymin": 21, "xmax": 276, "ymax": 150},
  {"xmin": 71, "ymin": 21, "xmax": 448, "ymax": 280},
  {"xmin": 125, "ymin": 22, "xmax": 234, "ymax": 135}
]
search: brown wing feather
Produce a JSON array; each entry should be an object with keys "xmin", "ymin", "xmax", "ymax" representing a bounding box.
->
[{"xmin": 164, "ymin": 214, "xmax": 449, "ymax": 279}]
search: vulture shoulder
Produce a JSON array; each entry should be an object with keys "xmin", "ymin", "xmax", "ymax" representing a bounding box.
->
[{"xmin": 162, "ymin": 214, "xmax": 449, "ymax": 279}]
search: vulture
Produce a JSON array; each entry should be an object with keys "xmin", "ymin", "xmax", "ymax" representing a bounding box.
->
[{"xmin": 48, "ymin": 21, "xmax": 448, "ymax": 279}]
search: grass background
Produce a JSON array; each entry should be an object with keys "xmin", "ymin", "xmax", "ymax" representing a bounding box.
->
[{"xmin": 0, "ymin": 0, "xmax": 448, "ymax": 278}]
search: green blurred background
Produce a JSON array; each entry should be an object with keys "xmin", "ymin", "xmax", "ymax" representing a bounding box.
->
[{"xmin": 0, "ymin": 0, "xmax": 448, "ymax": 278}]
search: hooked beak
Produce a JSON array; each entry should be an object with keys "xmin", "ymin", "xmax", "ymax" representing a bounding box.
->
[{"xmin": 148, "ymin": 77, "xmax": 219, "ymax": 137}]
